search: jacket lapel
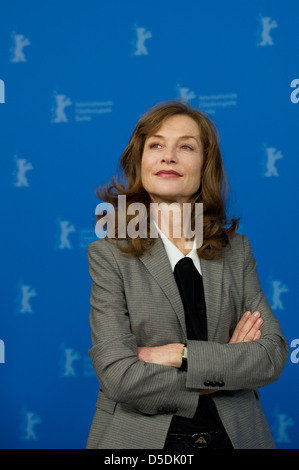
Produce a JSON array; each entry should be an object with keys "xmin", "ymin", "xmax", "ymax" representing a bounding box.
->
[
  {"xmin": 200, "ymin": 256, "xmax": 224, "ymax": 340},
  {"xmin": 139, "ymin": 236, "xmax": 187, "ymax": 339}
]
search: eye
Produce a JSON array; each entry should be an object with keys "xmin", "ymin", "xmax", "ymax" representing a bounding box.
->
[
  {"xmin": 181, "ymin": 144, "xmax": 193, "ymax": 150},
  {"xmin": 149, "ymin": 143, "xmax": 162, "ymax": 149}
]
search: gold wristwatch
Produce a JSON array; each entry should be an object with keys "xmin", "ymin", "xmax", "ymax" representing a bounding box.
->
[{"xmin": 182, "ymin": 346, "xmax": 188, "ymax": 361}]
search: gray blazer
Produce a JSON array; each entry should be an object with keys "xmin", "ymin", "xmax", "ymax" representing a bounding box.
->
[{"xmin": 86, "ymin": 232, "xmax": 289, "ymax": 449}]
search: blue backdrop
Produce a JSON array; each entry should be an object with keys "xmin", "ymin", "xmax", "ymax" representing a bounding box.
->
[{"xmin": 0, "ymin": 0, "xmax": 298, "ymax": 449}]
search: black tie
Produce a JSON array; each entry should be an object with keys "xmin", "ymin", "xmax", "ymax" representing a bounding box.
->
[{"xmin": 173, "ymin": 257, "xmax": 207, "ymax": 341}]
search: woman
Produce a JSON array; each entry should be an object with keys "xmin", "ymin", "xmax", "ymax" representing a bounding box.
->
[{"xmin": 86, "ymin": 101, "xmax": 288, "ymax": 449}]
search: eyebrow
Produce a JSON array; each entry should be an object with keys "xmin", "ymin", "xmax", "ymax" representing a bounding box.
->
[{"xmin": 148, "ymin": 134, "xmax": 199, "ymax": 142}]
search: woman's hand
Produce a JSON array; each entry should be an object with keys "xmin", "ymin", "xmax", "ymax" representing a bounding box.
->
[
  {"xmin": 137, "ymin": 343, "xmax": 184, "ymax": 368},
  {"xmin": 229, "ymin": 311, "xmax": 263, "ymax": 344}
]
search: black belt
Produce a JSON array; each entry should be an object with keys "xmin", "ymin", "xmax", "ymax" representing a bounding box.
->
[{"xmin": 165, "ymin": 429, "xmax": 224, "ymax": 449}]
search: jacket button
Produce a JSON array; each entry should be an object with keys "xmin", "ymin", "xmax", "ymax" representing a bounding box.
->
[
  {"xmin": 204, "ymin": 381, "xmax": 211, "ymax": 386},
  {"xmin": 217, "ymin": 381, "xmax": 225, "ymax": 387},
  {"xmin": 157, "ymin": 407, "xmax": 178, "ymax": 414}
]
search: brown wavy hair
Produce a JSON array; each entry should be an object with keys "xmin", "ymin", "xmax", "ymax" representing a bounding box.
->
[{"xmin": 95, "ymin": 100, "xmax": 239, "ymax": 259}]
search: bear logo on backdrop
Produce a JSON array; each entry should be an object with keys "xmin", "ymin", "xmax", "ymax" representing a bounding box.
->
[
  {"xmin": 10, "ymin": 31, "xmax": 30, "ymax": 62},
  {"xmin": 257, "ymin": 16, "xmax": 278, "ymax": 46},
  {"xmin": 177, "ymin": 86, "xmax": 196, "ymax": 102},
  {"xmin": 272, "ymin": 410, "xmax": 295, "ymax": 444},
  {"xmin": 56, "ymin": 220, "xmax": 76, "ymax": 249},
  {"xmin": 270, "ymin": 281, "xmax": 289, "ymax": 311},
  {"xmin": 176, "ymin": 84, "xmax": 238, "ymax": 115},
  {"xmin": 59, "ymin": 344, "xmax": 96, "ymax": 378},
  {"xmin": 60, "ymin": 347, "xmax": 81, "ymax": 377},
  {"xmin": 13, "ymin": 155, "xmax": 34, "ymax": 187},
  {"xmin": 51, "ymin": 93, "xmax": 72, "ymax": 123},
  {"xmin": 133, "ymin": 26, "xmax": 152, "ymax": 55},
  {"xmin": 51, "ymin": 92, "xmax": 113, "ymax": 123},
  {"xmin": 263, "ymin": 147, "xmax": 283, "ymax": 177},
  {"xmin": 20, "ymin": 409, "xmax": 42, "ymax": 441},
  {"xmin": 55, "ymin": 219, "xmax": 97, "ymax": 250},
  {"xmin": 17, "ymin": 284, "xmax": 37, "ymax": 314}
]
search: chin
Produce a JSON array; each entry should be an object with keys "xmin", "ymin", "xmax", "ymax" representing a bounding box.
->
[{"xmin": 150, "ymin": 194, "xmax": 190, "ymax": 204}]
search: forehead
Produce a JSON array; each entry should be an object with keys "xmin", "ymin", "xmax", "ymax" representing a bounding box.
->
[{"xmin": 147, "ymin": 114, "xmax": 200, "ymax": 138}]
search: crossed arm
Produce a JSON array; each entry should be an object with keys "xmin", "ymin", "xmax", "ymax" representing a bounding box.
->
[{"xmin": 138, "ymin": 310, "xmax": 263, "ymax": 368}]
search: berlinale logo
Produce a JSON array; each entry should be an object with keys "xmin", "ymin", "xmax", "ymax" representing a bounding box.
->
[
  {"xmin": 133, "ymin": 26, "xmax": 152, "ymax": 55},
  {"xmin": 0, "ymin": 79, "xmax": 4, "ymax": 103}
]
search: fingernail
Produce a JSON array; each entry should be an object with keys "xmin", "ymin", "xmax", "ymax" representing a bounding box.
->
[
  {"xmin": 253, "ymin": 311, "xmax": 260, "ymax": 317},
  {"xmin": 257, "ymin": 318, "xmax": 263, "ymax": 325}
]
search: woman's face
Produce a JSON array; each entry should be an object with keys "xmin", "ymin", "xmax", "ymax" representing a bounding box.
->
[{"xmin": 141, "ymin": 114, "xmax": 204, "ymax": 205}]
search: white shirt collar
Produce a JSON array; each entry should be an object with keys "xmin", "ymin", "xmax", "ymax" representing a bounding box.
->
[{"xmin": 153, "ymin": 221, "xmax": 202, "ymax": 275}]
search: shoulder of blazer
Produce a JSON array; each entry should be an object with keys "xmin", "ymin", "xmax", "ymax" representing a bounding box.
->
[
  {"xmin": 203, "ymin": 232, "xmax": 250, "ymax": 273},
  {"xmin": 88, "ymin": 237, "xmax": 130, "ymax": 257},
  {"xmin": 226, "ymin": 231, "xmax": 244, "ymax": 248},
  {"xmin": 87, "ymin": 237, "xmax": 150, "ymax": 270},
  {"xmin": 223, "ymin": 232, "xmax": 248, "ymax": 258}
]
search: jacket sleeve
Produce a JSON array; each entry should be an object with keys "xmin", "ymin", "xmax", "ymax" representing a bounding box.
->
[
  {"xmin": 87, "ymin": 239, "xmax": 199, "ymax": 417},
  {"xmin": 186, "ymin": 234, "xmax": 289, "ymax": 391}
]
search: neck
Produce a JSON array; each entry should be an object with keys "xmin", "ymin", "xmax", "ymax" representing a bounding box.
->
[{"xmin": 152, "ymin": 206, "xmax": 195, "ymax": 255}]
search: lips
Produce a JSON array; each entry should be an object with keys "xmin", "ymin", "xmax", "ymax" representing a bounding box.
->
[{"xmin": 155, "ymin": 170, "xmax": 182, "ymax": 177}]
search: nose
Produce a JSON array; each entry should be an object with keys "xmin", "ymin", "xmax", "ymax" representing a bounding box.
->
[{"xmin": 161, "ymin": 145, "xmax": 177, "ymax": 163}]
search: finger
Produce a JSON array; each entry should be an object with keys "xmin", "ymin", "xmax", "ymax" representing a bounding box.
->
[
  {"xmin": 253, "ymin": 329, "xmax": 262, "ymax": 340},
  {"xmin": 230, "ymin": 311, "xmax": 261, "ymax": 343},
  {"xmin": 229, "ymin": 311, "xmax": 251, "ymax": 343},
  {"xmin": 243, "ymin": 317, "xmax": 263, "ymax": 342},
  {"xmin": 236, "ymin": 311, "xmax": 262, "ymax": 342}
]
